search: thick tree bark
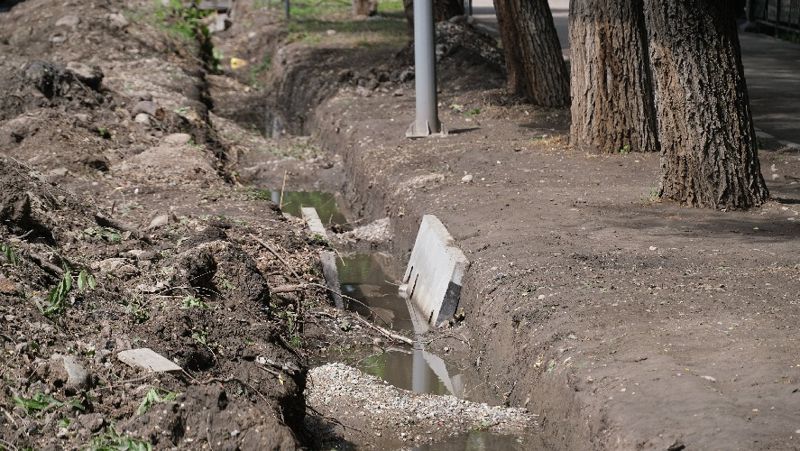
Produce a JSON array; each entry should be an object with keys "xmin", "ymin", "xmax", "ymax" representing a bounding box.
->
[
  {"xmin": 494, "ymin": 0, "xmax": 569, "ymax": 107},
  {"xmin": 433, "ymin": 0, "xmax": 464, "ymax": 21},
  {"xmin": 402, "ymin": 0, "xmax": 464, "ymax": 34},
  {"xmin": 569, "ymin": 0, "xmax": 658, "ymax": 153},
  {"xmin": 352, "ymin": 0, "xmax": 378, "ymax": 16},
  {"xmin": 643, "ymin": 0, "xmax": 769, "ymax": 209}
]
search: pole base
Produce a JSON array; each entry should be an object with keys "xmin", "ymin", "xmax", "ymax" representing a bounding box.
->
[{"xmin": 406, "ymin": 120, "xmax": 448, "ymax": 138}]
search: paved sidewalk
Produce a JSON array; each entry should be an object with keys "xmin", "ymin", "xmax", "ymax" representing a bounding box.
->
[{"xmin": 470, "ymin": 0, "xmax": 800, "ymax": 145}]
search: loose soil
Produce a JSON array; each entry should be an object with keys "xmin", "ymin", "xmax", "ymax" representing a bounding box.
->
[
  {"xmin": 311, "ymin": 31, "xmax": 800, "ymax": 451},
  {"xmin": 3, "ymin": 0, "xmax": 800, "ymax": 450}
]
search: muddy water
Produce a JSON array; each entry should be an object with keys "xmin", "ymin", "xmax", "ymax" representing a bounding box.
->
[
  {"xmin": 293, "ymin": 193, "xmax": 529, "ymax": 447},
  {"xmin": 337, "ymin": 253, "xmax": 467, "ymax": 397},
  {"xmin": 270, "ymin": 190, "xmax": 348, "ymax": 226},
  {"xmin": 413, "ymin": 431, "xmax": 527, "ymax": 451}
]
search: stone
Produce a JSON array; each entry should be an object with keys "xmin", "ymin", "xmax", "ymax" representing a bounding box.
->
[
  {"xmin": 0, "ymin": 275, "xmax": 17, "ymax": 294},
  {"xmin": 55, "ymin": 15, "xmax": 80, "ymax": 29},
  {"xmin": 78, "ymin": 413, "xmax": 105, "ymax": 433},
  {"xmin": 401, "ymin": 215, "xmax": 469, "ymax": 328},
  {"xmin": 117, "ymin": 348, "xmax": 182, "ymax": 373},
  {"xmin": 148, "ymin": 214, "xmax": 169, "ymax": 229},
  {"xmin": 163, "ymin": 133, "xmax": 192, "ymax": 146},
  {"xmin": 134, "ymin": 113, "xmax": 151, "ymax": 125},
  {"xmin": 66, "ymin": 61, "xmax": 103, "ymax": 90},
  {"xmin": 48, "ymin": 167, "xmax": 69, "ymax": 177},
  {"xmin": 104, "ymin": 12, "xmax": 130, "ymax": 29},
  {"xmin": 131, "ymin": 100, "xmax": 157, "ymax": 117},
  {"xmin": 50, "ymin": 354, "xmax": 90, "ymax": 393},
  {"xmin": 95, "ymin": 258, "xmax": 127, "ymax": 274},
  {"xmin": 461, "ymin": 174, "xmax": 473, "ymax": 183}
]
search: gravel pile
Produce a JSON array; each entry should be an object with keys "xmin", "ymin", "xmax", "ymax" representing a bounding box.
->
[{"xmin": 306, "ymin": 363, "xmax": 535, "ymax": 447}]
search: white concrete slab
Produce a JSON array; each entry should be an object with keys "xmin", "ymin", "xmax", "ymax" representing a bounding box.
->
[
  {"xmin": 117, "ymin": 348, "xmax": 182, "ymax": 373},
  {"xmin": 402, "ymin": 215, "xmax": 469, "ymax": 326},
  {"xmin": 301, "ymin": 207, "xmax": 328, "ymax": 239}
]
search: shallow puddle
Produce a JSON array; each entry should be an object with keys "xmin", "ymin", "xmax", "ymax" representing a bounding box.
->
[
  {"xmin": 337, "ymin": 253, "xmax": 466, "ymax": 397},
  {"xmin": 270, "ymin": 190, "xmax": 348, "ymax": 225},
  {"xmin": 412, "ymin": 431, "xmax": 528, "ymax": 451},
  {"xmin": 358, "ymin": 348, "xmax": 462, "ymax": 397},
  {"xmin": 337, "ymin": 253, "xmax": 414, "ymax": 332}
]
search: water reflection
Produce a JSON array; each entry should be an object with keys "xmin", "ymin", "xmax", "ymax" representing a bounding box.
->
[
  {"xmin": 270, "ymin": 190, "xmax": 348, "ymax": 225},
  {"xmin": 412, "ymin": 431, "xmax": 528, "ymax": 451},
  {"xmin": 338, "ymin": 253, "xmax": 464, "ymax": 397}
]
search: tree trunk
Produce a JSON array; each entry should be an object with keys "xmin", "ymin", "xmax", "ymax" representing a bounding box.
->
[
  {"xmin": 569, "ymin": 0, "xmax": 658, "ymax": 153},
  {"xmin": 433, "ymin": 0, "xmax": 464, "ymax": 21},
  {"xmin": 494, "ymin": 0, "xmax": 569, "ymax": 107},
  {"xmin": 643, "ymin": 0, "xmax": 769, "ymax": 209},
  {"xmin": 352, "ymin": 0, "xmax": 378, "ymax": 16},
  {"xmin": 402, "ymin": 0, "xmax": 464, "ymax": 34}
]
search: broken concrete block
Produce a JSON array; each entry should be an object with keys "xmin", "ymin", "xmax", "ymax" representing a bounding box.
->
[
  {"xmin": 301, "ymin": 207, "xmax": 328, "ymax": 239},
  {"xmin": 402, "ymin": 215, "xmax": 469, "ymax": 327},
  {"xmin": 50, "ymin": 354, "xmax": 90, "ymax": 393},
  {"xmin": 117, "ymin": 348, "xmax": 182, "ymax": 373}
]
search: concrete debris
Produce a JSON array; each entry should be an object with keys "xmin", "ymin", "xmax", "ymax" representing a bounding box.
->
[{"xmin": 117, "ymin": 348, "xmax": 182, "ymax": 373}]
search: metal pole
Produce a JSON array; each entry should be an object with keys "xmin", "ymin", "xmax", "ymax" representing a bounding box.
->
[
  {"xmin": 284, "ymin": 0, "xmax": 290, "ymax": 20},
  {"xmin": 406, "ymin": 0, "xmax": 446, "ymax": 138}
]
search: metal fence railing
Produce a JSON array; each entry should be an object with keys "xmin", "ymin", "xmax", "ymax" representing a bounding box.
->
[{"xmin": 749, "ymin": 0, "xmax": 800, "ymax": 32}]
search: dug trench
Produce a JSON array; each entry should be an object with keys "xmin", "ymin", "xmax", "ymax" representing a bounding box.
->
[
  {"xmin": 215, "ymin": 4, "xmax": 800, "ymax": 451},
  {"xmin": 0, "ymin": 0, "xmax": 539, "ymax": 449},
  {"xmin": 1, "ymin": 0, "xmax": 799, "ymax": 450}
]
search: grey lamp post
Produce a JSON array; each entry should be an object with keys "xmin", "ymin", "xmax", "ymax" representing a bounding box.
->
[{"xmin": 406, "ymin": 0, "xmax": 447, "ymax": 138}]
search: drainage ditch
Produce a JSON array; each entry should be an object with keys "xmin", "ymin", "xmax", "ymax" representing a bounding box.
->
[{"xmin": 270, "ymin": 188, "xmax": 530, "ymax": 449}]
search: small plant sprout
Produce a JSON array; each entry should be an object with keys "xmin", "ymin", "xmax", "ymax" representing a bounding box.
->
[
  {"xmin": 137, "ymin": 388, "xmax": 178, "ymax": 415},
  {"xmin": 13, "ymin": 392, "xmax": 63, "ymax": 416},
  {"xmin": 89, "ymin": 426, "xmax": 152, "ymax": 451},
  {"xmin": 181, "ymin": 295, "xmax": 208, "ymax": 309},
  {"xmin": 43, "ymin": 267, "xmax": 96, "ymax": 316},
  {"xmin": 0, "ymin": 242, "xmax": 20, "ymax": 265}
]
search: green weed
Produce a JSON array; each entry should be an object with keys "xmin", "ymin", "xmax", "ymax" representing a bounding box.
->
[
  {"xmin": 0, "ymin": 243, "xmax": 20, "ymax": 265},
  {"xmin": 181, "ymin": 295, "xmax": 208, "ymax": 310},
  {"xmin": 96, "ymin": 127, "xmax": 111, "ymax": 139},
  {"xmin": 136, "ymin": 388, "xmax": 178, "ymax": 415},
  {"xmin": 127, "ymin": 297, "xmax": 150, "ymax": 323},
  {"xmin": 191, "ymin": 328, "xmax": 208, "ymax": 346},
  {"xmin": 83, "ymin": 227, "xmax": 123, "ymax": 243},
  {"xmin": 13, "ymin": 392, "xmax": 63, "ymax": 416},
  {"xmin": 43, "ymin": 268, "xmax": 96, "ymax": 317},
  {"xmin": 153, "ymin": 0, "xmax": 212, "ymax": 42},
  {"xmin": 88, "ymin": 426, "xmax": 152, "ymax": 451}
]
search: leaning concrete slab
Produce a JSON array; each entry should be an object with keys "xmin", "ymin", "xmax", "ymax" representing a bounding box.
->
[
  {"xmin": 117, "ymin": 348, "xmax": 182, "ymax": 373},
  {"xmin": 301, "ymin": 207, "xmax": 328, "ymax": 239},
  {"xmin": 301, "ymin": 207, "xmax": 344, "ymax": 309},
  {"xmin": 402, "ymin": 215, "xmax": 469, "ymax": 326},
  {"xmin": 320, "ymin": 250, "xmax": 344, "ymax": 309}
]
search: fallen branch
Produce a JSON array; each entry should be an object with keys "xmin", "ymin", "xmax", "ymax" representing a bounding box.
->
[
  {"xmin": 95, "ymin": 213, "xmax": 152, "ymax": 244},
  {"xmin": 27, "ymin": 251, "xmax": 64, "ymax": 276},
  {"xmin": 271, "ymin": 283, "xmax": 308, "ymax": 294},
  {"xmin": 352, "ymin": 314, "xmax": 414, "ymax": 345},
  {"xmin": 249, "ymin": 234, "xmax": 302, "ymax": 280}
]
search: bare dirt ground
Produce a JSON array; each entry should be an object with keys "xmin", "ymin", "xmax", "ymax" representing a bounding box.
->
[
  {"xmin": 3, "ymin": 0, "xmax": 800, "ymax": 449},
  {"xmin": 0, "ymin": 1, "xmax": 347, "ymax": 448},
  {"xmin": 312, "ymin": 37, "xmax": 800, "ymax": 450}
]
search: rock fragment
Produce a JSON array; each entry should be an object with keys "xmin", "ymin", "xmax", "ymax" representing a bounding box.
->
[{"xmin": 117, "ymin": 348, "xmax": 182, "ymax": 373}]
